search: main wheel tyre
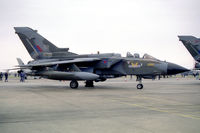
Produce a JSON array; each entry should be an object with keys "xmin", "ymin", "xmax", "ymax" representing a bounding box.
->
[
  {"xmin": 70, "ymin": 80, "xmax": 79, "ymax": 89},
  {"xmin": 85, "ymin": 80, "xmax": 94, "ymax": 87},
  {"xmin": 137, "ymin": 84, "xmax": 143, "ymax": 89}
]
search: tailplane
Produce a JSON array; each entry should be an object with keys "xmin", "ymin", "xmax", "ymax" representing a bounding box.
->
[
  {"xmin": 16, "ymin": 58, "xmax": 25, "ymax": 65},
  {"xmin": 14, "ymin": 27, "xmax": 77, "ymax": 59}
]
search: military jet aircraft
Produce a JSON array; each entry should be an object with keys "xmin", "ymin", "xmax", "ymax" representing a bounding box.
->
[
  {"xmin": 178, "ymin": 36, "xmax": 200, "ymax": 69},
  {"xmin": 14, "ymin": 27, "xmax": 189, "ymax": 89}
]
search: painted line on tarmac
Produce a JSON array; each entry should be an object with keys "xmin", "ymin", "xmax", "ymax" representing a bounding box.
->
[
  {"xmin": 112, "ymin": 99, "xmax": 200, "ymax": 120},
  {"xmin": 129, "ymin": 95, "xmax": 186, "ymax": 105}
]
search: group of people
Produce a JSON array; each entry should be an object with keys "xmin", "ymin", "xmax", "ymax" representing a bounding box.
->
[
  {"xmin": 0, "ymin": 72, "xmax": 8, "ymax": 82},
  {"xmin": 0, "ymin": 71, "xmax": 26, "ymax": 82}
]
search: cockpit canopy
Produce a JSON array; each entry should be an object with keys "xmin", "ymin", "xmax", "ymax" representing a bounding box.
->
[
  {"xmin": 126, "ymin": 52, "xmax": 134, "ymax": 58},
  {"xmin": 143, "ymin": 54, "xmax": 160, "ymax": 61},
  {"xmin": 126, "ymin": 52, "xmax": 140, "ymax": 58},
  {"xmin": 126, "ymin": 52, "xmax": 160, "ymax": 61}
]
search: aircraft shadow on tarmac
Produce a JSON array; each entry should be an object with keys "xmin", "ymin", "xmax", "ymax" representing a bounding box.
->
[{"xmin": 23, "ymin": 84, "xmax": 132, "ymax": 92}]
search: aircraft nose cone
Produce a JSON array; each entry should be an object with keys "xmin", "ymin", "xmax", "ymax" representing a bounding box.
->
[{"xmin": 167, "ymin": 63, "xmax": 189, "ymax": 75}]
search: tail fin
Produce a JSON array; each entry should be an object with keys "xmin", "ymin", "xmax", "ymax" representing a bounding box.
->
[
  {"xmin": 16, "ymin": 58, "xmax": 25, "ymax": 65},
  {"xmin": 178, "ymin": 36, "xmax": 200, "ymax": 62},
  {"xmin": 14, "ymin": 27, "xmax": 77, "ymax": 59}
]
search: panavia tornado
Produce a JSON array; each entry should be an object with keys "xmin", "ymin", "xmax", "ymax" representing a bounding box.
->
[{"xmin": 14, "ymin": 27, "xmax": 188, "ymax": 89}]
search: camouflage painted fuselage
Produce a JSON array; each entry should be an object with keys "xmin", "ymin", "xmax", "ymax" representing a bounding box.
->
[{"xmin": 14, "ymin": 27, "xmax": 188, "ymax": 81}]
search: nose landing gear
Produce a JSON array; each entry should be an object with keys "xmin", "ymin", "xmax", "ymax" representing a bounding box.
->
[{"xmin": 136, "ymin": 76, "xmax": 143, "ymax": 89}]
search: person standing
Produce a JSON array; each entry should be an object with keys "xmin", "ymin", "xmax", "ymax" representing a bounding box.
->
[
  {"xmin": 0, "ymin": 72, "xmax": 3, "ymax": 81},
  {"xmin": 4, "ymin": 72, "xmax": 8, "ymax": 82},
  {"xmin": 20, "ymin": 72, "xmax": 25, "ymax": 82}
]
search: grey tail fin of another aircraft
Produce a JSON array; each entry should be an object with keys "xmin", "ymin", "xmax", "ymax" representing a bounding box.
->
[
  {"xmin": 16, "ymin": 58, "xmax": 25, "ymax": 65},
  {"xmin": 14, "ymin": 27, "xmax": 77, "ymax": 59},
  {"xmin": 178, "ymin": 36, "xmax": 200, "ymax": 62}
]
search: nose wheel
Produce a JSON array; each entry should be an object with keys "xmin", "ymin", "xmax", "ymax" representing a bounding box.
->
[
  {"xmin": 70, "ymin": 80, "xmax": 79, "ymax": 89},
  {"xmin": 137, "ymin": 84, "xmax": 143, "ymax": 89},
  {"xmin": 136, "ymin": 76, "xmax": 143, "ymax": 89}
]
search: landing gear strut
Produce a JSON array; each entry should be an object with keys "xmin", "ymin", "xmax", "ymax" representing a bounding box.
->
[
  {"xmin": 70, "ymin": 80, "xmax": 79, "ymax": 89},
  {"xmin": 136, "ymin": 76, "xmax": 143, "ymax": 89},
  {"xmin": 85, "ymin": 80, "xmax": 94, "ymax": 87}
]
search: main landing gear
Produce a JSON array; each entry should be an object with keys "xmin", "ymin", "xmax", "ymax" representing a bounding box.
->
[
  {"xmin": 69, "ymin": 80, "xmax": 94, "ymax": 89},
  {"xmin": 136, "ymin": 76, "xmax": 143, "ymax": 89},
  {"xmin": 70, "ymin": 80, "xmax": 79, "ymax": 89},
  {"xmin": 85, "ymin": 80, "xmax": 94, "ymax": 87}
]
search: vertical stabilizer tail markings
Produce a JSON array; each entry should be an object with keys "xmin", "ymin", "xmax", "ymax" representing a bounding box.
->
[
  {"xmin": 14, "ymin": 27, "xmax": 49, "ymax": 59},
  {"xmin": 26, "ymin": 38, "xmax": 40, "ymax": 56},
  {"xmin": 14, "ymin": 27, "xmax": 77, "ymax": 59}
]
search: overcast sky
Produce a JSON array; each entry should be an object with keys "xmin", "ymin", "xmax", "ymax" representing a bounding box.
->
[{"xmin": 0, "ymin": 0, "xmax": 200, "ymax": 71}]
